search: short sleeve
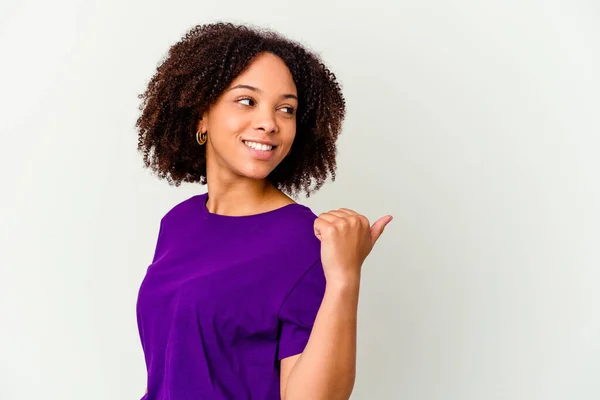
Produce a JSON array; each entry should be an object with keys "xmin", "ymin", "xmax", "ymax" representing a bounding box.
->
[
  {"xmin": 151, "ymin": 218, "xmax": 166, "ymax": 264},
  {"xmin": 277, "ymin": 259, "xmax": 326, "ymax": 360}
]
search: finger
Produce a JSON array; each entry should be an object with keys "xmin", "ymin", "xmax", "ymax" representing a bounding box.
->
[
  {"xmin": 327, "ymin": 210, "xmax": 350, "ymax": 219},
  {"xmin": 327, "ymin": 211, "xmax": 370, "ymax": 230},
  {"xmin": 338, "ymin": 208, "xmax": 370, "ymax": 225},
  {"xmin": 314, "ymin": 216, "xmax": 335, "ymax": 241},
  {"xmin": 317, "ymin": 212, "xmax": 341, "ymax": 223},
  {"xmin": 335, "ymin": 208, "xmax": 370, "ymax": 224},
  {"xmin": 370, "ymin": 215, "xmax": 393, "ymax": 244},
  {"xmin": 337, "ymin": 208, "xmax": 358, "ymax": 215}
]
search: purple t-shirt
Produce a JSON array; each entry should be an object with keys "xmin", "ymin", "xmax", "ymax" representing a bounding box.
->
[{"xmin": 136, "ymin": 193, "xmax": 326, "ymax": 399}]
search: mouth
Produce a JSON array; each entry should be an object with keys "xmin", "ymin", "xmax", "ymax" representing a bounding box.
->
[
  {"xmin": 242, "ymin": 140, "xmax": 278, "ymax": 152},
  {"xmin": 242, "ymin": 140, "xmax": 278, "ymax": 161}
]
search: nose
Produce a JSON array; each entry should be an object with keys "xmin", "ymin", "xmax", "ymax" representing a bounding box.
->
[{"xmin": 252, "ymin": 107, "xmax": 278, "ymax": 134}]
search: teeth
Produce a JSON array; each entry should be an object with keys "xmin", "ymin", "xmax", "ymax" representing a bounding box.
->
[{"xmin": 244, "ymin": 141, "xmax": 273, "ymax": 151}]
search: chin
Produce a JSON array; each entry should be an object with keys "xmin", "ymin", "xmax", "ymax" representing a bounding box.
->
[{"xmin": 238, "ymin": 165, "xmax": 276, "ymax": 181}]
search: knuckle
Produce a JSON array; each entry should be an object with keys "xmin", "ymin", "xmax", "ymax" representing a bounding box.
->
[{"xmin": 334, "ymin": 218, "xmax": 347, "ymax": 227}]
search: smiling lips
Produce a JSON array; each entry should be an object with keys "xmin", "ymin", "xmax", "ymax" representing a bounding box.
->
[
  {"xmin": 243, "ymin": 140, "xmax": 275, "ymax": 151},
  {"xmin": 243, "ymin": 140, "xmax": 277, "ymax": 161}
]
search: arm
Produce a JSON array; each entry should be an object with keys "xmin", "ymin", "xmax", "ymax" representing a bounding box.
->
[
  {"xmin": 281, "ymin": 208, "xmax": 392, "ymax": 400},
  {"xmin": 282, "ymin": 278, "xmax": 359, "ymax": 400}
]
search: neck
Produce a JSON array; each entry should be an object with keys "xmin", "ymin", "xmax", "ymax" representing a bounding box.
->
[{"xmin": 205, "ymin": 166, "xmax": 291, "ymax": 217}]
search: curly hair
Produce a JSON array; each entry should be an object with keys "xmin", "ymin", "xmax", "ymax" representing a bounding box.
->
[{"xmin": 135, "ymin": 22, "xmax": 346, "ymax": 198}]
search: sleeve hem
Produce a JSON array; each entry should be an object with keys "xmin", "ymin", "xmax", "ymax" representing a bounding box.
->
[
  {"xmin": 278, "ymin": 338, "xmax": 310, "ymax": 360},
  {"xmin": 276, "ymin": 257, "xmax": 322, "ymax": 319}
]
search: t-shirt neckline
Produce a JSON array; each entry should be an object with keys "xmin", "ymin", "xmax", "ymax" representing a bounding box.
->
[{"xmin": 198, "ymin": 193, "xmax": 302, "ymax": 219}]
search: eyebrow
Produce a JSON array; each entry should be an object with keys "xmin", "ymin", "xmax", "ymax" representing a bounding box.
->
[{"xmin": 227, "ymin": 84, "xmax": 298, "ymax": 101}]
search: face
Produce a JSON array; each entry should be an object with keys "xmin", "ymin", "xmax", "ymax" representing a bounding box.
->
[{"xmin": 198, "ymin": 52, "xmax": 298, "ymax": 182}]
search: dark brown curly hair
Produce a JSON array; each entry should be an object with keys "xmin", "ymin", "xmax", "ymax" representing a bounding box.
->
[{"xmin": 135, "ymin": 22, "xmax": 346, "ymax": 198}]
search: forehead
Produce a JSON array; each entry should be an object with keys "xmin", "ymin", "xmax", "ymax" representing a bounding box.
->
[{"xmin": 229, "ymin": 52, "xmax": 297, "ymax": 94}]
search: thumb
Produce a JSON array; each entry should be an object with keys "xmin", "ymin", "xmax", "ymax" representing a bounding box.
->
[{"xmin": 370, "ymin": 215, "xmax": 393, "ymax": 245}]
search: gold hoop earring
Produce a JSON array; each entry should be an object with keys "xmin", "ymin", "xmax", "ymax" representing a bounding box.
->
[{"xmin": 196, "ymin": 130, "xmax": 207, "ymax": 145}]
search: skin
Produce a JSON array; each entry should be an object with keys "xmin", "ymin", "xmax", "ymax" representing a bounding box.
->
[
  {"xmin": 149, "ymin": 52, "xmax": 393, "ymax": 399},
  {"xmin": 197, "ymin": 52, "xmax": 298, "ymax": 215}
]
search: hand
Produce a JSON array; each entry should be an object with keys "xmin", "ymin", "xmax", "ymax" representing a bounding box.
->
[{"xmin": 313, "ymin": 208, "xmax": 393, "ymax": 285}]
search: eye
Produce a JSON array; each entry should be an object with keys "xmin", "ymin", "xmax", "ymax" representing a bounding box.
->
[
  {"xmin": 280, "ymin": 106, "xmax": 296, "ymax": 115},
  {"xmin": 237, "ymin": 97, "xmax": 255, "ymax": 107}
]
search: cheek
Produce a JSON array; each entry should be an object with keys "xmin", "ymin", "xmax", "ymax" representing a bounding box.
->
[
  {"xmin": 210, "ymin": 108, "xmax": 249, "ymax": 137},
  {"xmin": 282, "ymin": 129, "xmax": 296, "ymax": 148},
  {"xmin": 223, "ymin": 115, "xmax": 248, "ymax": 135}
]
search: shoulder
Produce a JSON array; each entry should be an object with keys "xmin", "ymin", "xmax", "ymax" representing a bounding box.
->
[
  {"xmin": 280, "ymin": 201, "xmax": 318, "ymax": 226},
  {"xmin": 272, "ymin": 202, "xmax": 323, "ymax": 269},
  {"xmin": 158, "ymin": 193, "xmax": 205, "ymax": 225},
  {"xmin": 277, "ymin": 202, "xmax": 319, "ymax": 240}
]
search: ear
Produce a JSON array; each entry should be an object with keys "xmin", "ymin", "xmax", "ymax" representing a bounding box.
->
[
  {"xmin": 197, "ymin": 118, "xmax": 206, "ymax": 133},
  {"xmin": 197, "ymin": 110, "xmax": 209, "ymax": 133}
]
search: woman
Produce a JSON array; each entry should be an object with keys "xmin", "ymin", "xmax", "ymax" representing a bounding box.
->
[{"xmin": 135, "ymin": 22, "xmax": 392, "ymax": 400}]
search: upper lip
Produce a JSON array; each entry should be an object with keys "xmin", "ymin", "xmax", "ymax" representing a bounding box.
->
[{"xmin": 242, "ymin": 138, "xmax": 278, "ymax": 147}]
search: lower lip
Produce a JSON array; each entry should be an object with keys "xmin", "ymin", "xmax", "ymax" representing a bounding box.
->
[{"xmin": 243, "ymin": 142, "xmax": 276, "ymax": 161}]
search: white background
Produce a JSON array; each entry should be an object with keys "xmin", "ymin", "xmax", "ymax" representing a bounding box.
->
[{"xmin": 1, "ymin": 0, "xmax": 599, "ymax": 399}]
